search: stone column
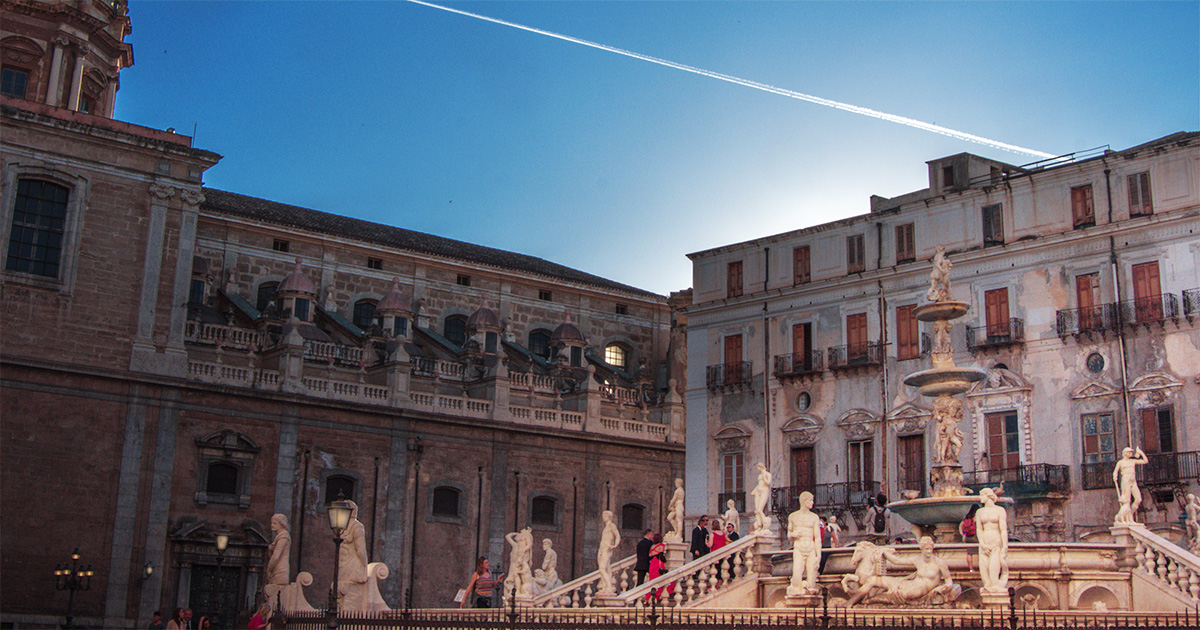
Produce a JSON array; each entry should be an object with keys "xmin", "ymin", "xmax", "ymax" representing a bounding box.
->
[
  {"xmin": 385, "ymin": 343, "xmax": 411, "ymax": 404},
  {"xmin": 279, "ymin": 324, "xmax": 306, "ymax": 394},
  {"xmin": 139, "ymin": 393, "xmax": 183, "ymax": 622},
  {"xmin": 163, "ymin": 189, "xmax": 205, "ymax": 375},
  {"xmin": 45, "ymin": 35, "xmax": 69, "ymax": 106},
  {"xmin": 67, "ymin": 44, "xmax": 88, "ymax": 112},
  {"xmin": 380, "ymin": 419, "xmax": 410, "ymax": 606},
  {"xmin": 103, "ymin": 388, "xmax": 150, "ymax": 627},
  {"xmin": 130, "ymin": 184, "xmax": 174, "ymax": 373}
]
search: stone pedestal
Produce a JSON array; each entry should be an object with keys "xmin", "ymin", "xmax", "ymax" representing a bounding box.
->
[
  {"xmin": 1109, "ymin": 524, "xmax": 1143, "ymax": 570},
  {"xmin": 980, "ymin": 590, "xmax": 1010, "ymax": 609},
  {"xmin": 665, "ymin": 541, "xmax": 688, "ymax": 571},
  {"xmin": 592, "ymin": 595, "xmax": 626, "ymax": 607},
  {"xmin": 783, "ymin": 591, "xmax": 821, "ymax": 608},
  {"xmin": 751, "ymin": 533, "xmax": 778, "ymax": 575}
]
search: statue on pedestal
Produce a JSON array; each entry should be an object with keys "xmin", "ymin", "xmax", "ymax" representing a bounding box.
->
[
  {"xmin": 665, "ymin": 478, "xmax": 685, "ymax": 543},
  {"xmin": 723, "ymin": 499, "xmax": 741, "ymax": 537},
  {"xmin": 786, "ymin": 491, "xmax": 821, "ymax": 596},
  {"xmin": 977, "ymin": 488, "xmax": 1009, "ymax": 594},
  {"xmin": 267, "ymin": 514, "xmax": 291, "ymax": 586},
  {"xmin": 596, "ymin": 510, "xmax": 621, "ymax": 596},
  {"xmin": 1186, "ymin": 494, "xmax": 1200, "ymax": 553},
  {"xmin": 1113, "ymin": 447, "xmax": 1148, "ymax": 525},
  {"xmin": 750, "ymin": 462, "xmax": 773, "ymax": 534},
  {"xmin": 926, "ymin": 245, "xmax": 953, "ymax": 302},
  {"xmin": 337, "ymin": 502, "xmax": 369, "ymax": 610},
  {"xmin": 932, "ymin": 395, "xmax": 964, "ymax": 465},
  {"xmin": 842, "ymin": 537, "xmax": 960, "ymax": 606},
  {"xmin": 504, "ymin": 527, "xmax": 534, "ymax": 599}
]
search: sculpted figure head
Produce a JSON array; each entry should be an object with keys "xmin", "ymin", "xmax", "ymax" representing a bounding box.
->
[
  {"xmin": 799, "ymin": 491, "xmax": 814, "ymax": 510},
  {"xmin": 919, "ymin": 536, "xmax": 935, "ymax": 555},
  {"xmin": 675, "ymin": 478, "xmax": 683, "ymax": 488},
  {"xmin": 542, "ymin": 538, "xmax": 552, "ymax": 551},
  {"xmin": 980, "ymin": 487, "xmax": 997, "ymax": 505},
  {"xmin": 271, "ymin": 513, "xmax": 288, "ymax": 532},
  {"xmin": 602, "ymin": 510, "xmax": 613, "ymax": 523}
]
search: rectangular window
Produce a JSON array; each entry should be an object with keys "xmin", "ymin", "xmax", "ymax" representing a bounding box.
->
[
  {"xmin": 1131, "ymin": 261, "xmax": 1163, "ymax": 323},
  {"xmin": 942, "ymin": 165, "xmax": 956, "ymax": 189},
  {"xmin": 1071, "ymin": 185, "xmax": 1095, "ymax": 228},
  {"xmin": 984, "ymin": 288, "xmax": 1011, "ymax": 337},
  {"xmin": 898, "ymin": 434, "xmax": 926, "ymax": 494},
  {"xmin": 272, "ymin": 238, "xmax": 290, "ymax": 253},
  {"xmin": 1076, "ymin": 272, "xmax": 1101, "ymax": 331},
  {"xmin": 846, "ymin": 312, "xmax": 868, "ymax": 361},
  {"xmin": 723, "ymin": 334, "xmax": 743, "ymax": 384},
  {"xmin": 847, "ymin": 235, "xmax": 865, "ymax": 274},
  {"xmin": 456, "ymin": 274, "xmax": 471, "ymax": 287},
  {"xmin": 792, "ymin": 446, "xmax": 816, "ymax": 489},
  {"xmin": 896, "ymin": 304, "xmax": 919, "ymax": 360},
  {"xmin": 538, "ymin": 289, "xmax": 552, "ymax": 301},
  {"xmin": 1141, "ymin": 407, "xmax": 1175, "ymax": 454},
  {"xmin": 393, "ymin": 316, "xmax": 407, "ymax": 337},
  {"xmin": 1, "ymin": 67, "xmax": 29, "ymax": 98},
  {"xmin": 615, "ymin": 304, "xmax": 628, "ymax": 315},
  {"xmin": 722, "ymin": 452, "xmax": 744, "ymax": 495},
  {"xmin": 793, "ymin": 246, "xmax": 811, "ymax": 285},
  {"xmin": 1128, "ymin": 172, "xmax": 1153, "ymax": 216},
  {"xmin": 293, "ymin": 298, "xmax": 310, "ymax": 321},
  {"xmin": 895, "ymin": 223, "xmax": 915, "ymax": 264},
  {"xmin": 982, "ymin": 204, "xmax": 1004, "ymax": 246},
  {"xmin": 367, "ymin": 257, "xmax": 383, "ymax": 270},
  {"xmin": 6, "ymin": 179, "xmax": 69, "ymax": 278},
  {"xmin": 791, "ymin": 322, "xmax": 812, "ymax": 370},
  {"xmin": 727, "ymin": 261, "xmax": 743, "ymax": 298},
  {"xmin": 986, "ymin": 411, "xmax": 1020, "ymax": 470},
  {"xmin": 189, "ymin": 279, "xmax": 206, "ymax": 305},
  {"xmin": 1082, "ymin": 413, "xmax": 1116, "ymax": 464},
  {"xmin": 848, "ymin": 440, "xmax": 874, "ymax": 488}
]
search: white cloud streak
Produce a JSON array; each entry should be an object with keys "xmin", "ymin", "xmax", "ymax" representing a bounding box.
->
[{"xmin": 406, "ymin": 0, "xmax": 1056, "ymax": 160}]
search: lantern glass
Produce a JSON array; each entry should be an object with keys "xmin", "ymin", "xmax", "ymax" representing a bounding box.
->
[
  {"xmin": 328, "ymin": 499, "xmax": 353, "ymax": 532},
  {"xmin": 215, "ymin": 530, "xmax": 230, "ymax": 552}
]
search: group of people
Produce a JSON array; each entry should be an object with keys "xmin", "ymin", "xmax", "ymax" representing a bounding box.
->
[{"xmin": 687, "ymin": 514, "xmax": 742, "ymax": 560}]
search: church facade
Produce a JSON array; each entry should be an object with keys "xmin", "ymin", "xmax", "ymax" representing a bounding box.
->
[{"xmin": 0, "ymin": 1, "xmax": 685, "ymax": 627}]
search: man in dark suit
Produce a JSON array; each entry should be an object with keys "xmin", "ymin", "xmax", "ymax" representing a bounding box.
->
[
  {"xmin": 690, "ymin": 515, "xmax": 710, "ymax": 559},
  {"xmin": 634, "ymin": 529, "xmax": 655, "ymax": 585}
]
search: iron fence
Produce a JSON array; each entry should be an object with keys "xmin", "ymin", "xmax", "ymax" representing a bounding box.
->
[
  {"xmin": 962, "ymin": 464, "xmax": 1068, "ymax": 497},
  {"xmin": 773, "ymin": 351, "xmax": 824, "ymax": 378},
  {"xmin": 965, "ymin": 319, "xmax": 1025, "ymax": 351},
  {"xmin": 706, "ymin": 362, "xmax": 752, "ymax": 390},
  {"xmin": 1056, "ymin": 303, "xmax": 1118, "ymax": 337},
  {"xmin": 1117, "ymin": 294, "xmax": 1180, "ymax": 326},
  {"xmin": 771, "ymin": 481, "xmax": 881, "ymax": 521},
  {"xmin": 1183, "ymin": 288, "xmax": 1199, "ymax": 322},
  {"xmin": 827, "ymin": 342, "xmax": 884, "ymax": 370}
]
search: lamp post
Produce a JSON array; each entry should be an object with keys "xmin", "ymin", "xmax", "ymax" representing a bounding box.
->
[
  {"xmin": 54, "ymin": 548, "xmax": 94, "ymax": 629},
  {"xmin": 326, "ymin": 498, "xmax": 354, "ymax": 630},
  {"xmin": 214, "ymin": 527, "xmax": 230, "ymax": 626}
]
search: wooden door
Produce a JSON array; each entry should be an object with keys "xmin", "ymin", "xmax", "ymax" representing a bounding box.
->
[
  {"xmin": 847, "ymin": 313, "xmax": 868, "ymax": 361},
  {"xmin": 896, "ymin": 305, "xmax": 918, "ymax": 360},
  {"xmin": 792, "ymin": 323, "xmax": 812, "ymax": 371},
  {"xmin": 898, "ymin": 435, "xmax": 926, "ymax": 495},
  {"xmin": 984, "ymin": 288, "xmax": 1010, "ymax": 337},
  {"xmin": 1132, "ymin": 262, "xmax": 1162, "ymax": 323},
  {"xmin": 724, "ymin": 334, "xmax": 743, "ymax": 384},
  {"xmin": 792, "ymin": 446, "xmax": 816, "ymax": 491},
  {"xmin": 1076, "ymin": 273, "xmax": 1100, "ymax": 330}
]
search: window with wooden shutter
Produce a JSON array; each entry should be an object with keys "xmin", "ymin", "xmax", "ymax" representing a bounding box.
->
[
  {"xmin": 847, "ymin": 235, "xmax": 865, "ymax": 273},
  {"xmin": 984, "ymin": 289, "xmax": 1011, "ymax": 337},
  {"xmin": 724, "ymin": 334, "xmax": 743, "ymax": 384},
  {"xmin": 896, "ymin": 304, "xmax": 919, "ymax": 360},
  {"xmin": 1071, "ymin": 185, "xmax": 1095, "ymax": 228},
  {"xmin": 792, "ymin": 446, "xmax": 816, "ymax": 489},
  {"xmin": 793, "ymin": 246, "xmax": 811, "ymax": 285},
  {"xmin": 722, "ymin": 451, "xmax": 744, "ymax": 495},
  {"xmin": 1128, "ymin": 172, "xmax": 1153, "ymax": 216},
  {"xmin": 895, "ymin": 223, "xmax": 915, "ymax": 264},
  {"xmin": 727, "ymin": 261, "xmax": 743, "ymax": 298},
  {"xmin": 848, "ymin": 440, "xmax": 874, "ymax": 488},
  {"xmin": 1142, "ymin": 407, "xmax": 1175, "ymax": 454},
  {"xmin": 986, "ymin": 411, "xmax": 1020, "ymax": 470},
  {"xmin": 1082, "ymin": 413, "xmax": 1116, "ymax": 464},
  {"xmin": 1076, "ymin": 273, "xmax": 1101, "ymax": 331},
  {"xmin": 1131, "ymin": 261, "xmax": 1162, "ymax": 323},
  {"xmin": 792, "ymin": 322, "xmax": 813, "ymax": 371},
  {"xmin": 898, "ymin": 434, "xmax": 926, "ymax": 494},
  {"xmin": 982, "ymin": 204, "xmax": 1004, "ymax": 246},
  {"xmin": 847, "ymin": 313, "xmax": 868, "ymax": 361}
]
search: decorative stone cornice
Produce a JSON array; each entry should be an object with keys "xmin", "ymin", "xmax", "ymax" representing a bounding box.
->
[
  {"xmin": 180, "ymin": 189, "xmax": 206, "ymax": 207},
  {"xmin": 149, "ymin": 183, "xmax": 175, "ymax": 200}
]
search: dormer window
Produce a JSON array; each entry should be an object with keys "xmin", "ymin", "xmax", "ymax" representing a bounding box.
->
[
  {"xmin": 293, "ymin": 297, "xmax": 310, "ymax": 321},
  {"xmin": 353, "ymin": 300, "xmax": 377, "ymax": 330},
  {"xmin": 570, "ymin": 346, "xmax": 583, "ymax": 367},
  {"xmin": 443, "ymin": 315, "xmax": 467, "ymax": 347},
  {"xmin": 529, "ymin": 330, "xmax": 552, "ymax": 360},
  {"xmin": 256, "ymin": 282, "xmax": 279, "ymax": 312},
  {"xmin": 393, "ymin": 316, "xmax": 408, "ymax": 337},
  {"xmin": 942, "ymin": 165, "xmax": 955, "ymax": 189}
]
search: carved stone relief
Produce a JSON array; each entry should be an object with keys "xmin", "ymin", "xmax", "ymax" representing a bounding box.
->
[{"xmin": 781, "ymin": 415, "xmax": 823, "ymax": 446}]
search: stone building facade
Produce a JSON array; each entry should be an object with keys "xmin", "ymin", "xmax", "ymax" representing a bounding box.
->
[
  {"xmin": 684, "ymin": 133, "xmax": 1199, "ymax": 544},
  {"xmin": 1, "ymin": 2, "xmax": 685, "ymax": 627}
]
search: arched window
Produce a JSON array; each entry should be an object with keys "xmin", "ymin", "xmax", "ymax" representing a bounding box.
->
[
  {"xmin": 432, "ymin": 486, "xmax": 461, "ymax": 518},
  {"xmin": 530, "ymin": 496, "xmax": 557, "ymax": 526},
  {"xmin": 604, "ymin": 343, "xmax": 629, "ymax": 370},
  {"xmin": 256, "ymin": 282, "xmax": 279, "ymax": 312},
  {"xmin": 443, "ymin": 315, "xmax": 468, "ymax": 347},
  {"xmin": 621, "ymin": 503, "xmax": 645, "ymax": 531},
  {"xmin": 353, "ymin": 300, "xmax": 377, "ymax": 330},
  {"xmin": 6, "ymin": 179, "xmax": 69, "ymax": 277},
  {"xmin": 325, "ymin": 475, "xmax": 356, "ymax": 504},
  {"xmin": 205, "ymin": 462, "xmax": 239, "ymax": 496},
  {"xmin": 528, "ymin": 330, "xmax": 552, "ymax": 360}
]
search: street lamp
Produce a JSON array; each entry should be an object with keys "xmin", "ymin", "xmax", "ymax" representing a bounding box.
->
[
  {"xmin": 54, "ymin": 548, "xmax": 94, "ymax": 629},
  {"xmin": 326, "ymin": 498, "xmax": 354, "ymax": 630},
  {"xmin": 214, "ymin": 527, "xmax": 230, "ymax": 626}
]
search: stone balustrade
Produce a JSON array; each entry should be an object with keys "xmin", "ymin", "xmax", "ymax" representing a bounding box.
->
[
  {"xmin": 598, "ymin": 416, "xmax": 669, "ymax": 441},
  {"xmin": 1130, "ymin": 525, "xmax": 1200, "ymax": 603},
  {"xmin": 620, "ymin": 535, "xmax": 758, "ymax": 608},
  {"xmin": 304, "ymin": 339, "xmax": 363, "ymax": 366},
  {"xmin": 601, "ymin": 383, "xmax": 642, "ymax": 406},
  {"xmin": 531, "ymin": 555, "xmax": 638, "ymax": 608},
  {"xmin": 510, "ymin": 371, "xmax": 558, "ymax": 392},
  {"xmin": 184, "ymin": 320, "xmax": 263, "ymax": 350}
]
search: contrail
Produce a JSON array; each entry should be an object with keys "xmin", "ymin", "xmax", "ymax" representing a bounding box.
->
[{"xmin": 406, "ymin": 0, "xmax": 1056, "ymax": 160}]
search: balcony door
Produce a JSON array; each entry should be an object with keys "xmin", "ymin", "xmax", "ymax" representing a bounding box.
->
[
  {"xmin": 986, "ymin": 411, "xmax": 1020, "ymax": 470},
  {"xmin": 846, "ymin": 313, "xmax": 868, "ymax": 362},
  {"xmin": 1076, "ymin": 273, "xmax": 1100, "ymax": 331},
  {"xmin": 792, "ymin": 323, "xmax": 812, "ymax": 371},
  {"xmin": 984, "ymin": 288, "xmax": 1010, "ymax": 337},
  {"xmin": 1132, "ymin": 262, "xmax": 1162, "ymax": 323},
  {"xmin": 897, "ymin": 434, "xmax": 926, "ymax": 495},
  {"xmin": 792, "ymin": 446, "xmax": 816, "ymax": 491},
  {"xmin": 723, "ymin": 334, "xmax": 743, "ymax": 384}
]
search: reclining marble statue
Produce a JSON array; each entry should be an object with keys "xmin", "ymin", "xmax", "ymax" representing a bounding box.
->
[{"xmin": 841, "ymin": 537, "xmax": 960, "ymax": 607}]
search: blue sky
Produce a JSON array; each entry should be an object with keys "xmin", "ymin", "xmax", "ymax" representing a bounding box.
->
[{"xmin": 118, "ymin": 1, "xmax": 1198, "ymax": 296}]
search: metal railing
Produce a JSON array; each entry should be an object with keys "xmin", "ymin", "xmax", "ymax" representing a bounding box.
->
[
  {"xmin": 1184, "ymin": 288, "xmax": 1200, "ymax": 322},
  {"xmin": 963, "ymin": 463, "xmax": 1069, "ymax": 497},
  {"xmin": 771, "ymin": 481, "xmax": 880, "ymax": 521},
  {"xmin": 826, "ymin": 342, "xmax": 884, "ymax": 370},
  {"xmin": 1081, "ymin": 450, "xmax": 1200, "ymax": 490},
  {"xmin": 966, "ymin": 318, "xmax": 1025, "ymax": 351},
  {"xmin": 1056, "ymin": 303, "xmax": 1118, "ymax": 337},
  {"xmin": 1117, "ymin": 294, "xmax": 1180, "ymax": 326},
  {"xmin": 717, "ymin": 491, "xmax": 745, "ymax": 514},
  {"xmin": 706, "ymin": 361, "xmax": 752, "ymax": 390},
  {"xmin": 772, "ymin": 351, "xmax": 823, "ymax": 378}
]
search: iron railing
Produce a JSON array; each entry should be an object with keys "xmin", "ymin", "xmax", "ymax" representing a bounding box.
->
[
  {"xmin": 963, "ymin": 463, "xmax": 1069, "ymax": 497},
  {"xmin": 1117, "ymin": 294, "xmax": 1180, "ymax": 326},
  {"xmin": 772, "ymin": 351, "xmax": 824, "ymax": 378},
  {"xmin": 1056, "ymin": 303, "xmax": 1118, "ymax": 337},
  {"xmin": 706, "ymin": 361, "xmax": 752, "ymax": 390},
  {"xmin": 1183, "ymin": 288, "xmax": 1199, "ymax": 322},
  {"xmin": 771, "ymin": 481, "xmax": 880, "ymax": 521},
  {"xmin": 717, "ymin": 491, "xmax": 746, "ymax": 514},
  {"xmin": 966, "ymin": 318, "xmax": 1025, "ymax": 351},
  {"xmin": 826, "ymin": 342, "xmax": 884, "ymax": 370},
  {"xmin": 1081, "ymin": 450, "xmax": 1200, "ymax": 490}
]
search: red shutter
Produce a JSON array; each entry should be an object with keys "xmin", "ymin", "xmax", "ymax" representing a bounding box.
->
[
  {"xmin": 897, "ymin": 304, "xmax": 918, "ymax": 360},
  {"xmin": 985, "ymin": 289, "xmax": 1010, "ymax": 336},
  {"xmin": 1072, "ymin": 185, "xmax": 1094, "ymax": 226},
  {"xmin": 724, "ymin": 335, "xmax": 742, "ymax": 384},
  {"xmin": 1076, "ymin": 273, "xmax": 1100, "ymax": 330},
  {"xmin": 794, "ymin": 246, "xmax": 810, "ymax": 284},
  {"xmin": 1142, "ymin": 408, "xmax": 1161, "ymax": 454},
  {"xmin": 1132, "ymin": 261, "xmax": 1162, "ymax": 322},
  {"xmin": 847, "ymin": 313, "xmax": 868, "ymax": 359}
]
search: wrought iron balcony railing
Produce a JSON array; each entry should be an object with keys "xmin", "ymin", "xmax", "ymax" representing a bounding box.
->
[
  {"xmin": 1184, "ymin": 289, "xmax": 1200, "ymax": 323},
  {"xmin": 827, "ymin": 342, "xmax": 884, "ymax": 370},
  {"xmin": 966, "ymin": 318, "xmax": 1024, "ymax": 351},
  {"xmin": 1056, "ymin": 303, "xmax": 1118, "ymax": 338},
  {"xmin": 717, "ymin": 491, "xmax": 746, "ymax": 515},
  {"xmin": 1118, "ymin": 294, "xmax": 1180, "ymax": 327},
  {"xmin": 770, "ymin": 481, "xmax": 881, "ymax": 518},
  {"xmin": 1081, "ymin": 450, "xmax": 1200, "ymax": 490},
  {"xmin": 963, "ymin": 463, "xmax": 1069, "ymax": 498},
  {"xmin": 706, "ymin": 361, "xmax": 752, "ymax": 391},
  {"xmin": 772, "ymin": 351, "xmax": 824, "ymax": 379}
]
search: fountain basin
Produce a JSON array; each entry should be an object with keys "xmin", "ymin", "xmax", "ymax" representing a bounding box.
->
[
  {"xmin": 913, "ymin": 301, "xmax": 970, "ymax": 322},
  {"xmin": 886, "ymin": 495, "xmax": 1013, "ymax": 527},
  {"xmin": 903, "ymin": 367, "xmax": 988, "ymax": 397}
]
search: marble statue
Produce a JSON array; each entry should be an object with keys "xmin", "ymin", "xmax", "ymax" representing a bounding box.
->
[
  {"xmin": 842, "ymin": 537, "xmax": 959, "ymax": 607},
  {"xmin": 786, "ymin": 491, "xmax": 822, "ymax": 596},
  {"xmin": 723, "ymin": 499, "xmax": 741, "ymax": 537},
  {"xmin": 596, "ymin": 510, "xmax": 621, "ymax": 596},
  {"xmin": 751, "ymin": 462, "xmax": 773, "ymax": 534},
  {"xmin": 827, "ymin": 515, "xmax": 842, "ymax": 547},
  {"xmin": 977, "ymin": 488, "xmax": 1009, "ymax": 594},
  {"xmin": 1113, "ymin": 447, "xmax": 1148, "ymax": 524},
  {"xmin": 267, "ymin": 514, "xmax": 291, "ymax": 586},
  {"xmin": 336, "ymin": 502, "xmax": 369, "ymax": 610},
  {"xmin": 1186, "ymin": 494, "xmax": 1200, "ymax": 553},
  {"xmin": 926, "ymin": 245, "xmax": 953, "ymax": 302},
  {"xmin": 665, "ymin": 478, "xmax": 685, "ymax": 543},
  {"xmin": 504, "ymin": 527, "xmax": 534, "ymax": 599},
  {"xmin": 932, "ymin": 395, "xmax": 965, "ymax": 465},
  {"xmin": 540, "ymin": 538, "xmax": 560, "ymax": 591}
]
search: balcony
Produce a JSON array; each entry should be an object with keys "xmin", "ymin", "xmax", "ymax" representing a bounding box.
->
[
  {"xmin": 1117, "ymin": 294, "xmax": 1180, "ymax": 328},
  {"xmin": 706, "ymin": 361, "xmax": 753, "ymax": 393},
  {"xmin": 1056, "ymin": 303, "xmax": 1118, "ymax": 338},
  {"xmin": 717, "ymin": 491, "xmax": 746, "ymax": 514},
  {"xmin": 772, "ymin": 351, "xmax": 824, "ymax": 380},
  {"xmin": 1081, "ymin": 450, "xmax": 1200, "ymax": 490},
  {"xmin": 770, "ymin": 481, "xmax": 880, "ymax": 526},
  {"xmin": 827, "ymin": 342, "xmax": 884, "ymax": 371},
  {"xmin": 963, "ymin": 463, "xmax": 1069, "ymax": 498},
  {"xmin": 1183, "ymin": 288, "xmax": 1199, "ymax": 323},
  {"xmin": 966, "ymin": 318, "xmax": 1024, "ymax": 352}
]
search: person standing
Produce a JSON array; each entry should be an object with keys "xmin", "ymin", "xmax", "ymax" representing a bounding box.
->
[
  {"xmin": 148, "ymin": 611, "xmax": 166, "ymax": 630},
  {"xmin": 690, "ymin": 516, "xmax": 710, "ymax": 559},
  {"xmin": 635, "ymin": 529, "xmax": 655, "ymax": 586},
  {"xmin": 460, "ymin": 557, "xmax": 495, "ymax": 608}
]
